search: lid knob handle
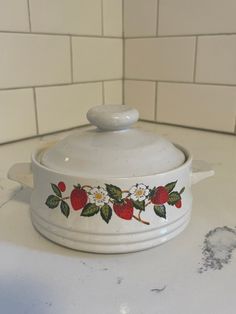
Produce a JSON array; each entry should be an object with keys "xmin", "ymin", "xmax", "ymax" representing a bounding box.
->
[{"xmin": 87, "ymin": 105, "xmax": 139, "ymax": 131}]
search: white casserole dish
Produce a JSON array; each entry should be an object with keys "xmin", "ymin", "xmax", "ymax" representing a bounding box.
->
[{"xmin": 8, "ymin": 105, "xmax": 214, "ymax": 253}]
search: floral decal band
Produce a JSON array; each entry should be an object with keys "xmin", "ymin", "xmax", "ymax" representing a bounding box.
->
[{"xmin": 45, "ymin": 181, "xmax": 185, "ymax": 225}]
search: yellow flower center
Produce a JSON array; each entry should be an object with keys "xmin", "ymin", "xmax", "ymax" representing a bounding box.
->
[
  {"xmin": 135, "ymin": 189, "xmax": 144, "ymax": 197},
  {"xmin": 95, "ymin": 193, "xmax": 103, "ymax": 200}
]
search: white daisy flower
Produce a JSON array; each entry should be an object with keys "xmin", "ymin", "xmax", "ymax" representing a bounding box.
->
[
  {"xmin": 129, "ymin": 183, "xmax": 149, "ymax": 201},
  {"xmin": 89, "ymin": 187, "xmax": 109, "ymax": 206}
]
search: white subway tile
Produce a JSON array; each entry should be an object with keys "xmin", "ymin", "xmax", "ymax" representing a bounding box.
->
[
  {"xmin": 72, "ymin": 37, "xmax": 122, "ymax": 82},
  {"xmin": 159, "ymin": 0, "xmax": 236, "ymax": 35},
  {"xmin": 125, "ymin": 37, "xmax": 195, "ymax": 81},
  {"xmin": 103, "ymin": 0, "xmax": 122, "ymax": 37},
  {"xmin": 0, "ymin": 0, "xmax": 29, "ymax": 32},
  {"xmin": 0, "ymin": 33, "xmax": 71, "ymax": 89},
  {"xmin": 124, "ymin": 0, "xmax": 158, "ymax": 37},
  {"xmin": 30, "ymin": 0, "xmax": 102, "ymax": 35},
  {"xmin": 104, "ymin": 80, "xmax": 123, "ymax": 104},
  {"xmin": 196, "ymin": 35, "xmax": 236, "ymax": 85},
  {"xmin": 125, "ymin": 80, "xmax": 156, "ymax": 120},
  {"xmin": 36, "ymin": 83, "xmax": 103, "ymax": 134},
  {"xmin": 0, "ymin": 89, "xmax": 36, "ymax": 143},
  {"xmin": 157, "ymin": 83, "xmax": 236, "ymax": 133}
]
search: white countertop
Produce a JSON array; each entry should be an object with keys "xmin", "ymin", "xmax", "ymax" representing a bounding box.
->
[{"xmin": 0, "ymin": 122, "xmax": 235, "ymax": 314}]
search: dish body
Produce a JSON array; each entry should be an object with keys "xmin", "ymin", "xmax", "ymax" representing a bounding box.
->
[
  {"xmin": 8, "ymin": 105, "xmax": 214, "ymax": 253},
  {"xmin": 9, "ymin": 145, "xmax": 213, "ymax": 253}
]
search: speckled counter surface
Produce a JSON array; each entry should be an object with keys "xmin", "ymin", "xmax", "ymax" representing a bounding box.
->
[{"xmin": 0, "ymin": 122, "xmax": 235, "ymax": 314}]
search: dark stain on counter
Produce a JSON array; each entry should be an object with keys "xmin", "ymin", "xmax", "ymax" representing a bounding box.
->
[
  {"xmin": 116, "ymin": 276, "xmax": 123, "ymax": 285},
  {"xmin": 100, "ymin": 267, "xmax": 109, "ymax": 271},
  {"xmin": 150, "ymin": 286, "xmax": 166, "ymax": 293},
  {"xmin": 199, "ymin": 226, "xmax": 236, "ymax": 273}
]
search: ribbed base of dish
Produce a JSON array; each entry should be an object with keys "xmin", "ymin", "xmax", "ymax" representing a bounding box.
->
[{"xmin": 31, "ymin": 210, "xmax": 191, "ymax": 253}]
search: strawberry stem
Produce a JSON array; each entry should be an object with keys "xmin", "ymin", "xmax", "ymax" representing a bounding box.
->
[
  {"xmin": 133, "ymin": 214, "xmax": 150, "ymax": 225},
  {"xmin": 138, "ymin": 210, "xmax": 141, "ymax": 220}
]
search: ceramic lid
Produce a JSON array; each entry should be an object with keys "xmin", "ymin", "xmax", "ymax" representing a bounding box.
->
[{"xmin": 40, "ymin": 105, "xmax": 186, "ymax": 178}]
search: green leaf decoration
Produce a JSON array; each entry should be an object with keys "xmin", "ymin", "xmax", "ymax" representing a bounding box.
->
[
  {"xmin": 60, "ymin": 200, "xmax": 70, "ymax": 218},
  {"xmin": 168, "ymin": 192, "xmax": 181, "ymax": 205},
  {"xmin": 154, "ymin": 205, "xmax": 166, "ymax": 219},
  {"xmin": 45, "ymin": 195, "xmax": 60, "ymax": 209},
  {"xmin": 165, "ymin": 181, "xmax": 177, "ymax": 193},
  {"xmin": 132, "ymin": 200, "xmax": 145, "ymax": 211},
  {"xmin": 100, "ymin": 204, "xmax": 112, "ymax": 224},
  {"xmin": 81, "ymin": 203, "xmax": 99, "ymax": 217},
  {"xmin": 105, "ymin": 184, "xmax": 122, "ymax": 202},
  {"xmin": 51, "ymin": 183, "xmax": 62, "ymax": 197},
  {"xmin": 180, "ymin": 187, "xmax": 185, "ymax": 194},
  {"xmin": 148, "ymin": 187, "xmax": 156, "ymax": 199}
]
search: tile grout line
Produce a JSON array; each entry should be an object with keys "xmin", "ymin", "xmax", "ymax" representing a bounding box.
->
[
  {"xmin": 154, "ymin": 82, "xmax": 158, "ymax": 121},
  {"xmin": 122, "ymin": 39, "xmax": 126, "ymax": 104},
  {"xmin": 122, "ymin": 0, "xmax": 125, "ymax": 104},
  {"xmin": 1, "ymin": 119, "xmax": 234, "ymax": 146},
  {"xmin": 193, "ymin": 36, "xmax": 198, "ymax": 82},
  {"xmin": 0, "ymin": 30, "xmax": 122, "ymax": 39},
  {"xmin": 1, "ymin": 29, "xmax": 236, "ymax": 39},
  {"xmin": 1, "ymin": 78, "xmax": 236, "ymax": 91},
  {"xmin": 2, "ymin": 78, "xmax": 236, "ymax": 91},
  {"xmin": 27, "ymin": 0, "xmax": 32, "ymax": 32},
  {"xmin": 156, "ymin": 0, "xmax": 160, "ymax": 37},
  {"xmin": 125, "ymin": 32, "xmax": 236, "ymax": 39},
  {"xmin": 124, "ymin": 78, "xmax": 236, "ymax": 87},
  {"xmin": 33, "ymin": 87, "xmax": 39, "ymax": 135},
  {"xmin": 101, "ymin": 0, "xmax": 104, "ymax": 36},
  {"xmin": 0, "ymin": 79, "xmax": 123, "ymax": 91},
  {"xmin": 0, "ymin": 124, "xmax": 92, "ymax": 146},
  {"xmin": 138, "ymin": 120, "xmax": 236, "ymax": 136},
  {"xmin": 69, "ymin": 36, "xmax": 74, "ymax": 83},
  {"xmin": 122, "ymin": 0, "xmax": 125, "ymax": 38},
  {"xmin": 102, "ymin": 81, "xmax": 105, "ymax": 104}
]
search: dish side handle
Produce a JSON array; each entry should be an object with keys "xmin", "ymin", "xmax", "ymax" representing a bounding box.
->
[
  {"xmin": 191, "ymin": 160, "xmax": 215, "ymax": 185},
  {"xmin": 8, "ymin": 162, "xmax": 33, "ymax": 188}
]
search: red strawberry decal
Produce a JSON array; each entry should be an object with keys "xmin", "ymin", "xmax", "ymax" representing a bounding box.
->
[
  {"xmin": 70, "ymin": 186, "xmax": 88, "ymax": 211},
  {"xmin": 175, "ymin": 199, "xmax": 182, "ymax": 208},
  {"xmin": 46, "ymin": 180, "xmax": 185, "ymax": 224},
  {"xmin": 113, "ymin": 199, "xmax": 134, "ymax": 220},
  {"xmin": 151, "ymin": 186, "xmax": 169, "ymax": 205},
  {"xmin": 58, "ymin": 181, "xmax": 66, "ymax": 192}
]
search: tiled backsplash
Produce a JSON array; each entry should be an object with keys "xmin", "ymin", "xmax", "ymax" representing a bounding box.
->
[
  {"xmin": 1, "ymin": 0, "xmax": 236, "ymax": 144},
  {"xmin": 0, "ymin": 0, "xmax": 122, "ymax": 143},
  {"xmin": 124, "ymin": 0, "xmax": 236, "ymax": 134}
]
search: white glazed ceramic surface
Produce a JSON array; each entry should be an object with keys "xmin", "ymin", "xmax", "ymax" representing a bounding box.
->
[
  {"xmin": 41, "ymin": 105, "xmax": 185, "ymax": 177},
  {"xmin": 7, "ymin": 105, "xmax": 214, "ymax": 253},
  {"xmin": 8, "ymin": 145, "xmax": 214, "ymax": 253},
  {"xmin": 40, "ymin": 128, "xmax": 186, "ymax": 177},
  {"xmin": 31, "ymin": 145, "xmax": 192, "ymax": 253},
  {"xmin": 87, "ymin": 104, "xmax": 139, "ymax": 131}
]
